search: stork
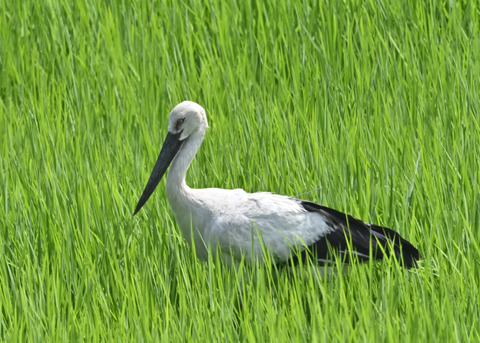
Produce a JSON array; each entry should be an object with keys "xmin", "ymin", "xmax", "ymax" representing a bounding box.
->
[{"xmin": 134, "ymin": 101, "xmax": 420, "ymax": 267}]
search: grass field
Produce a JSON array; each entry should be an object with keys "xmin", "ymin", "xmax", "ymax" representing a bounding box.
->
[{"xmin": 1, "ymin": 0, "xmax": 479, "ymax": 341}]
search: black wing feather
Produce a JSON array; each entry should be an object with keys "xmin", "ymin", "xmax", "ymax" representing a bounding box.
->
[{"xmin": 291, "ymin": 200, "xmax": 420, "ymax": 268}]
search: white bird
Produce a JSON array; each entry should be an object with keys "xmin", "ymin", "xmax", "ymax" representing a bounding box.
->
[{"xmin": 134, "ymin": 101, "xmax": 420, "ymax": 267}]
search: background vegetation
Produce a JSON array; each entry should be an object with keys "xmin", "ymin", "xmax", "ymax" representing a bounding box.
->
[{"xmin": 1, "ymin": 0, "xmax": 479, "ymax": 341}]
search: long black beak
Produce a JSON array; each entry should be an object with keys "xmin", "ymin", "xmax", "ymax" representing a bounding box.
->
[{"xmin": 134, "ymin": 131, "xmax": 184, "ymax": 215}]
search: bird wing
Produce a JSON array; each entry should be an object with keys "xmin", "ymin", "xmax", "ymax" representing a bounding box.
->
[{"xmin": 293, "ymin": 200, "xmax": 420, "ymax": 267}]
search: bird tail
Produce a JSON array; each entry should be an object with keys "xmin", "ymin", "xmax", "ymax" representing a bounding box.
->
[
  {"xmin": 366, "ymin": 223, "xmax": 420, "ymax": 268},
  {"xmin": 299, "ymin": 201, "xmax": 421, "ymax": 268}
]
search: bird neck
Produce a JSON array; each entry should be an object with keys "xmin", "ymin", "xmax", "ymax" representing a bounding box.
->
[{"xmin": 166, "ymin": 128, "xmax": 205, "ymax": 196}]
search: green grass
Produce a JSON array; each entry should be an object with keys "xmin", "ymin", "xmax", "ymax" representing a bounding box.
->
[{"xmin": 1, "ymin": 0, "xmax": 479, "ymax": 341}]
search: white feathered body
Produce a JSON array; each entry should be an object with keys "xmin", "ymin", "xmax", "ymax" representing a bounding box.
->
[{"xmin": 167, "ymin": 186, "xmax": 333, "ymax": 263}]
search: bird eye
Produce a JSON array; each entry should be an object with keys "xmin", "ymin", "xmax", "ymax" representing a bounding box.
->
[{"xmin": 177, "ymin": 118, "xmax": 185, "ymax": 125}]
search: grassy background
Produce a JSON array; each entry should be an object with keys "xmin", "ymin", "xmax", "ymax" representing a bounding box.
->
[{"xmin": 1, "ymin": 0, "xmax": 479, "ymax": 341}]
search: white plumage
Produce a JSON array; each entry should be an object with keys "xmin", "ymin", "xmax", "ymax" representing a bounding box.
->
[
  {"xmin": 171, "ymin": 188, "xmax": 331, "ymax": 262},
  {"xmin": 134, "ymin": 101, "xmax": 419, "ymax": 267}
]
